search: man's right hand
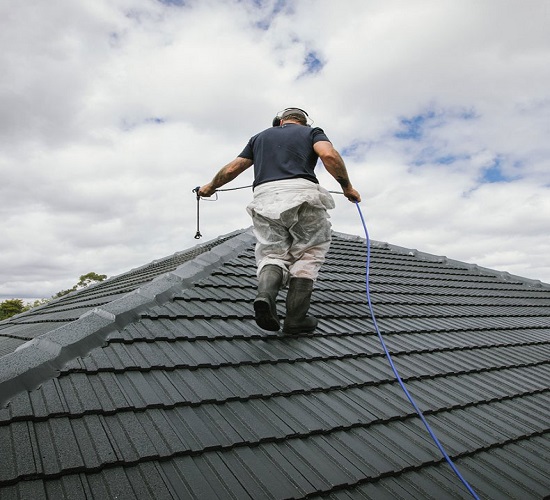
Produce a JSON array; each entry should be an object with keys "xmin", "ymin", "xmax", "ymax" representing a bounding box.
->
[{"xmin": 343, "ymin": 187, "xmax": 361, "ymax": 203}]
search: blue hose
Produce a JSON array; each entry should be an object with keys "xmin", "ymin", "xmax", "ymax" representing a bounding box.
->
[{"xmin": 354, "ymin": 202, "xmax": 480, "ymax": 500}]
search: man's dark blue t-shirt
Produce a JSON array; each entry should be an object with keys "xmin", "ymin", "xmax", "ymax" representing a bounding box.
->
[{"xmin": 238, "ymin": 124, "xmax": 330, "ymax": 188}]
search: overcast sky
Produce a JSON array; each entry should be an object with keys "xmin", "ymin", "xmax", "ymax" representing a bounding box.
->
[{"xmin": 1, "ymin": 0, "xmax": 549, "ymax": 301}]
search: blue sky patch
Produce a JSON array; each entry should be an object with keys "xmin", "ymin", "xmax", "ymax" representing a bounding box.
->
[
  {"xmin": 394, "ymin": 110, "xmax": 438, "ymax": 141},
  {"xmin": 252, "ymin": 0, "xmax": 289, "ymax": 30},
  {"xmin": 435, "ymin": 155, "xmax": 457, "ymax": 165},
  {"xmin": 481, "ymin": 157, "xmax": 511, "ymax": 183},
  {"xmin": 158, "ymin": 0, "xmax": 186, "ymax": 6},
  {"xmin": 341, "ymin": 140, "xmax": 373, "ymax": 159},
  {"xmin": 251, "ymin": 0, "xmax": 287, "ymax": 12},
  {"xmin": 394, "ymin": 106, "xmax": 477, "ymax": 142},
  {"xmin": 303, "ymin": 51, "xmax": 324, "ymax": 74},
  {"xmin": 395, "ymin": 106, "xmax": 483, "ymax": 170}
]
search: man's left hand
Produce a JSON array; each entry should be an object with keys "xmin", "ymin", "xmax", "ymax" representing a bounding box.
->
[{"xmin": 198, "ymin": 183, "xmax": 216, "ymax": 197}]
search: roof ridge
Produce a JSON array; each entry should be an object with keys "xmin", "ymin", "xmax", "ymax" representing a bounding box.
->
[
  {"xmin": 365, "ymin": 240, "xmax": 550, "ymax": 290},
  {"xmin": 331, "ymin": 232, "xmax": 549, "ymax": 289},
  {"xmin": 0, "ymin": 228, "xmax": 256, "ymax": 408},
  {"xmin": 1, "ymin": 228, "xmax": 251, "ymax": 324}
]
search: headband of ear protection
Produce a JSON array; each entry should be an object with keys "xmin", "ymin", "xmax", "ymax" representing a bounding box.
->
[{"xmin": 272, "ymin": 107, "xmax": 311, "ymax": 127}]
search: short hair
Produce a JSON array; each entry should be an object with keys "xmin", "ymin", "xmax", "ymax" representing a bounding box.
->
[{"xmin": 281, "ymin": 108, "xmax": 308, "ymax": 125}]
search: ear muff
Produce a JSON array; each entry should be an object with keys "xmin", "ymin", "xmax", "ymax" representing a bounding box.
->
[{"xmin": 272, "ymin": 116, "xmax": 281, "ymax": 127}]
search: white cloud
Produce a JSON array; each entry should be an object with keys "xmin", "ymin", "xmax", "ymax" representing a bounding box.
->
[{"xmin": 1, "ymin": 0, "xmax": 549, "ymax": 301}]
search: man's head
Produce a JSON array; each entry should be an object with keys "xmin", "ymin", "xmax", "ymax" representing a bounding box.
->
[
  {"xmin": 272, "ymin": 107, "xmax": 310, "ymax": 127},
  {"xmin": 280, "ymin": 108, "xmax": 308, "ymax": 126}
]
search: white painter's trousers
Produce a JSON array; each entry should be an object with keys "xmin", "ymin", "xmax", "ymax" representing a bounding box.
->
[{"xmin": 247, "ymin": 179, "xmax": 335, "ymax": 283}]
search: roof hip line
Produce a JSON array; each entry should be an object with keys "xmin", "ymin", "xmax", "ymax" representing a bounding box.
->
[{"xmin": 0, "ymin": 229, "xmax": 256, "ymax": 408}]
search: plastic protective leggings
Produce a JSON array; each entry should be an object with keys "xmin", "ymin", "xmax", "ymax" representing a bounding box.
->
[{"xmin": 252, "ymin": 202, "xmax": 332, "ymax": 282}]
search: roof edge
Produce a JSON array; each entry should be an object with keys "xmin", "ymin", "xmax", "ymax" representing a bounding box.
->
[
  {"xmin": 320, "ymin": 231, "xmax": 549, "ymax": 289},
  {"xmin": 375, "ymin": 240, "xmax": 550, "ymax": 289},
  {"xmin": 331, "ymin": 230, "xmax": 365, "ymax": 243},
  {"xmin": 0, "ymin": 228, "xmax": 256, "ymax": 408}
]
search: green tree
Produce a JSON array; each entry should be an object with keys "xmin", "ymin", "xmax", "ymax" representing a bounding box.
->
[
  {"xmin": 53, "ymin": 272, "xmax": 107, "ymax": 298},
  {"xmin": 0, "ymin": 299, "xmax": 26, "ymax": 321},
  {"xmin": 76, "ymin": 272, "xmax": 107, "ymax": 289},
  {"xmin": 28, "ymin": 298, "xmax": 50, "ymax": 309}
]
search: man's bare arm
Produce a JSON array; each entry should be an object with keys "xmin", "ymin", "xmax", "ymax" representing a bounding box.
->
[
  {"xmin": 314, "ymin": 141, "xmax": 361, "ymax": 202},
  {"xmin": 198, "ymin": 157, "xmax": 253, "ymax": 197}
]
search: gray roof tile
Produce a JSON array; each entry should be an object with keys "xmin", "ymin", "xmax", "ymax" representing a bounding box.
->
[{"xmin": 1, "ymin": 228, "xmax": 549, "ymax": 498}]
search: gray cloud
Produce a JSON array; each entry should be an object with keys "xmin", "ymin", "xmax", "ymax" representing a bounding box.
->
[{"xmin": 1, "ymin": 0, "xmax": 549, "ymax": 301}]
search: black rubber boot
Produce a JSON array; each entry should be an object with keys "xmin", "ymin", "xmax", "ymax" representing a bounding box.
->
[
  {"xmin": 282, "ymin": 278, "xmax": 318, "ymax": 334},
  {"xmin": 254, "ymin": 265, "xmax": 283, "ymax": 331}
]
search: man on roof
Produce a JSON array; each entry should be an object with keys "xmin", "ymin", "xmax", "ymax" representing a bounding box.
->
[{"xmin": 198, "ymin": 107, "xmax": 361, "ymax": 334}]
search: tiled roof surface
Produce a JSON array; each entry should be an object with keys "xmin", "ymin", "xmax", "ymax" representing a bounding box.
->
[
  {"xmin": 0, "ymin": 233, "xmax": 235, "ymax": 355},
  {"xmin": 0, "ymin": 228, "xmax": 549, "ymax": 499}
]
